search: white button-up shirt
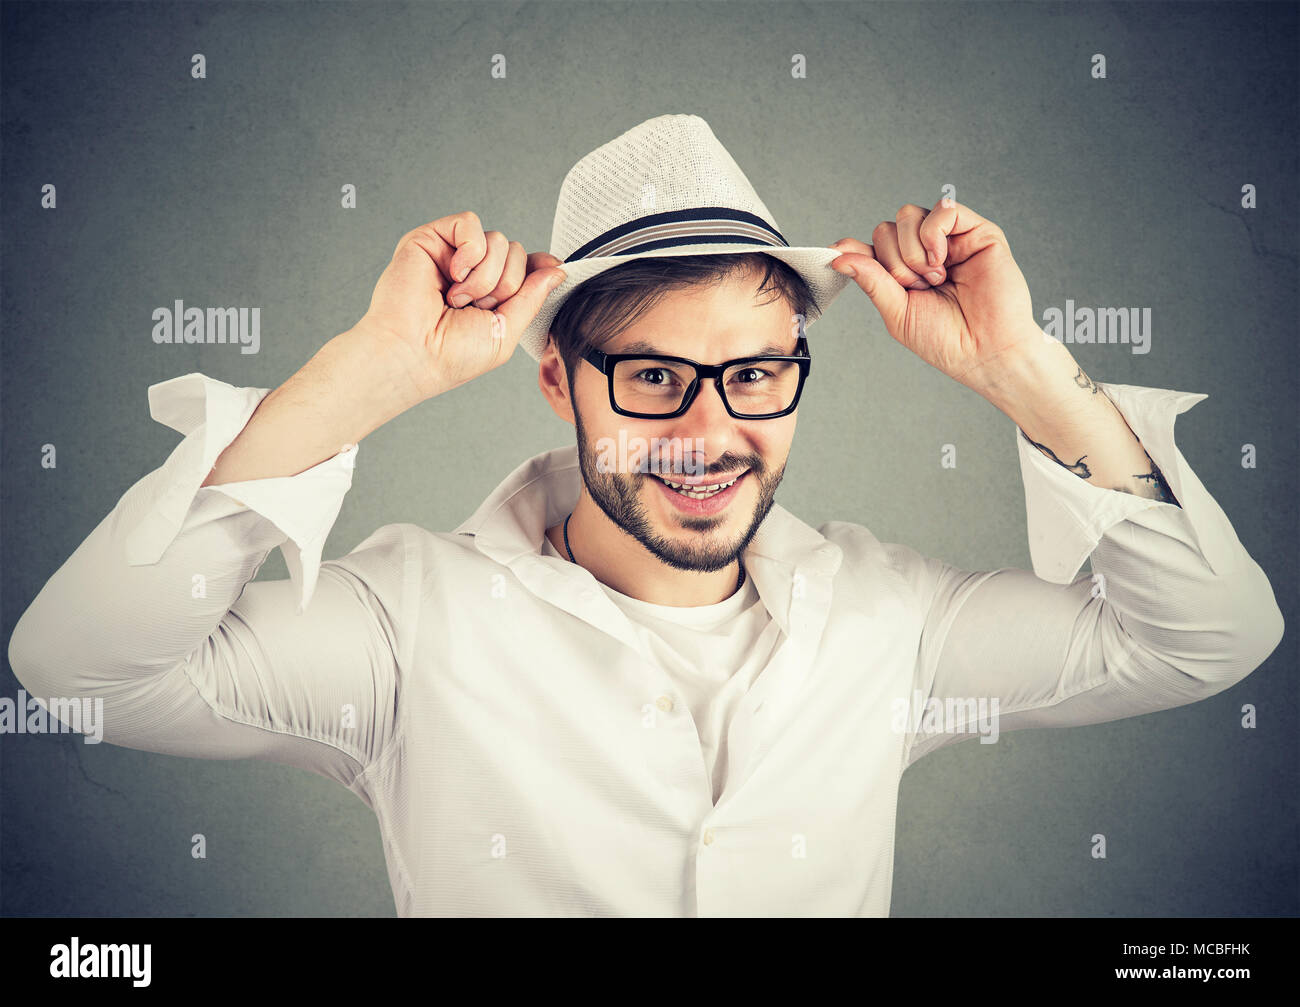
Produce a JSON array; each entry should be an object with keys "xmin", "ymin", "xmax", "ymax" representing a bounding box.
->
[{"xmin": 8, "ymin": 372, "xmax": 1284, "ymax": 916}]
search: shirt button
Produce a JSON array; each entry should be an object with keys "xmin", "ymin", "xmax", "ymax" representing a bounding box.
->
[
  {"xmin": 655, "ymin": 694, "xmax": 674, "ymax": 713},
  {"xmin": 702, "ymin": 828, "xmax": 715, "ymax": 846}
]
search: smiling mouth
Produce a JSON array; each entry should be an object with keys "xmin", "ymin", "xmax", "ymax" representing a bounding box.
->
[{"xmin": 651, "ymin": 472, "xmax": 745, "ymax": 499}]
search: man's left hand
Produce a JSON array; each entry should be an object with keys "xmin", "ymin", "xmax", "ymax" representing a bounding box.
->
[{"xmin": 828, "ymin": 199, "xmax": 1043, "ymax": 394}]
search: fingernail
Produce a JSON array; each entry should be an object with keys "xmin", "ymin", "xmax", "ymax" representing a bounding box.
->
[
  {"xmin": 475, "ymin": 295, "xmax": 498, "ymax": 309},
  {"xmin": 548, "ymin": 272, "xmax": 566, "ymax": 291},
  {"xmin": 925, "ymin": 271, "xmax": 943, "ymax": 285},
  {"xmin": 455, "ymin": 265, "xmax": 469, "ymax": 282},
  {"xmin": 833, "ymin": 262, "xmax": 856, "ymax": 277},
  {"xmin": 926, "ymin": 247, "xmax": 939, "ymax": 267},
  {"xmin": 450, "ymin": 292, "xmax": 471, "ymax": 307}
]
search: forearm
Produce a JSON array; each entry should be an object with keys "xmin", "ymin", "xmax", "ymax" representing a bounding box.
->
[
  {"xmin": 968, "ymin": 332, "xmax": 1178, "ymax": 504},
  {"xmin": 202, "ymin": 324, "xmax": 425, "ymax": 486}
]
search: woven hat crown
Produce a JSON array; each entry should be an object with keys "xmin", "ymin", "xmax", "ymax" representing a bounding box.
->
[{"xmin": 550, "ymin": 114, "xmax": 785, "ymax": 260}]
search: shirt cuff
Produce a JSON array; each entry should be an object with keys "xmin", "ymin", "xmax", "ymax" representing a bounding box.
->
[
  {"xmin": 123, "ymin": 372, "xmax": 358, "ymax": 613},
  {"xmin": 1018, "ymin": 381, "xmax": 1243, "ymax": 584}
]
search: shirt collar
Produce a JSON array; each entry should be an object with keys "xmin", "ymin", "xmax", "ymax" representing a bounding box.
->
[{"xmin": 451, "ymin": 445, "xmax": 843, "ymax": 635}]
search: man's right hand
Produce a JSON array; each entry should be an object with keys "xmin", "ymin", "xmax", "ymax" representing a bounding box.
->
[
  {"xmin": 203, "ymin": 212, "xmax": 564, "ymax": 488},
  {"xmin": 357, "ymin": 212, "xmax": 567, "ymax": 402}
]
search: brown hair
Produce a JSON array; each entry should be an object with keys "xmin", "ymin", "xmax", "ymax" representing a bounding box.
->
[{"xmin": 546, "ymin": 252, "xmax": 817, "ymax": 386}]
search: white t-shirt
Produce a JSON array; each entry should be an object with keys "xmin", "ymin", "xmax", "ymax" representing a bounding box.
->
[{"xmin": 542, "ymin": 535, "xmax": 783, "ymax": 805}]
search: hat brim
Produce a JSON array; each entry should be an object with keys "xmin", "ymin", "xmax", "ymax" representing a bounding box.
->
[{"xmin": 517, "ymin": 243, "xmax": 854, "ymax": 362}]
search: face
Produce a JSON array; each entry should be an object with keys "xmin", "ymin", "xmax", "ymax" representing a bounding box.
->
[{"xmin": 541, "ymin": 266, "xmax": 805, "ymax": 574}]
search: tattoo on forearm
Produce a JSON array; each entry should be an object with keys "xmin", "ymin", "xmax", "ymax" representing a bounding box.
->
[
  {"xmin": 1020, "ymin": 430, "xmax": 1092, "ymax": 478},
  {"xmin": 1019, "ymin": 430, "xmax": 1181, "ymax": 506},
  {"xmin": 1073, "ymin": 366, "xmax": 1100, "ymax": 394},
  {"xmin": 1015, "ymin": 367, "xmax": 1182, "ymax": 505},
  {"xmin": 1133, "ymin": 451, "xmax": 1179, "ymax": 504}
]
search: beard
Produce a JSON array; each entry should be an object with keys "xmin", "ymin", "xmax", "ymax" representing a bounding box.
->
[{"xmin": 573, "ymin": 405, "xmax": 785, "ymax": 574}]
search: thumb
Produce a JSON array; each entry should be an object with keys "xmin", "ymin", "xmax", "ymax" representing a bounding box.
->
[
  {"xmin": 835, "ymin": 255, "xmax": 908, "ymax": 332},
  {"xmin": 493, "ymin": 266, "xmax": 567, "ymax": 345}
]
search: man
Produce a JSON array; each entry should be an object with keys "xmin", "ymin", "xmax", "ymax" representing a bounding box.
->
[{"xmin": 8, "ymin": 113, "xmax": 1283, "ymax": 917}]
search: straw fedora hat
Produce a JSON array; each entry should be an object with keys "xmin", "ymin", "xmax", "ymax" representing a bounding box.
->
[{"xmin": 519, "ymin": 113, "xmax": 853, "ymax": 361}]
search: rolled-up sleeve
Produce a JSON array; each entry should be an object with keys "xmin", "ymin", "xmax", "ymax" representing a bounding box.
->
[
  {"xmin": 903, "ymin": 382, "xmax": 1284, "ymax": 767},
  {"xmin": 125, "ymin": 371, "xmax": 357, "ymax": 613}
]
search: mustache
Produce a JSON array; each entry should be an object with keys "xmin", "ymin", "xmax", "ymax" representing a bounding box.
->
[{"xmin": 632, "ymin": 454, "xmax": 764, "ymax": 478}]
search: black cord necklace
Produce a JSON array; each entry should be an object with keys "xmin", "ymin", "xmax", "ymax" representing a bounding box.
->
[{"xmin": 563, "ymin": 512, "xmax": 745, "ymax": 592}]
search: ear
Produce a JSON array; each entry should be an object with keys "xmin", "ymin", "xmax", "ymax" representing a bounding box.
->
[{"xmin": 538, "ymin": 335, "xmax": 575, "ymax": 425}]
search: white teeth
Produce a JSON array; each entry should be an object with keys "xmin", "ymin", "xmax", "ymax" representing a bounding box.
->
[{"xmin": 657, "ymin": 474, "xmax": 740, "ymax": 498}]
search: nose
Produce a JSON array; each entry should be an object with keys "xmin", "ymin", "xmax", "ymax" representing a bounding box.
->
[{"xmin": 652, "ymin": 378, "xmax": 742, "ymax": 469}]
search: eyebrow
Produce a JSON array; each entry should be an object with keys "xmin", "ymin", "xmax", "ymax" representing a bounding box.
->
[{"xmin": 617, "ymin": 340, "xmax": 794, "ymax": 357}]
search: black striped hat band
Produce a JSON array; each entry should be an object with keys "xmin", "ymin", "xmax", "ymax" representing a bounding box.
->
[{"xmin": 564, "ymin": 206, "xmax": 790, "ymax": 262}]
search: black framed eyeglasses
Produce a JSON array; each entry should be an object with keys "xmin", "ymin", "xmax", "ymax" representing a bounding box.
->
[{"xmin": 581, "ymin": 336, "xmax": 812, "ymax": 420}]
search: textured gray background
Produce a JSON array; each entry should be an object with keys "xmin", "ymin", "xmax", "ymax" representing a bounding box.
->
[{"xmin": 2, "ymin": 0, "xmax": 1295, "ymax": 917}]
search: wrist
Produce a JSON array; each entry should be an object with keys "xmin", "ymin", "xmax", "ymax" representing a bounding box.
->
[{"xmin": 963, "ymin": 329, "xmax": 1090, "ymax": 431}]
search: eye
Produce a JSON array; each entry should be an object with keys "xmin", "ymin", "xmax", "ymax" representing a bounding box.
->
[
  {"xmin": 634, "ymin": 367, "xmax": 679, "ymax": 386},
  {"xmin": 730, "ymin": 367, "xmax": 771, "ymax": 384}
]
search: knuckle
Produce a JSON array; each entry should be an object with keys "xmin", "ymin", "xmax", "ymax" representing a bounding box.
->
[
  {"xmin": 871, "ymin": 221, "xmax": 893, "ymax": 241},
  {"xmin": 460, "ymin": 273, "xmax": 493, "ymax": 295},
  {"xmin": 490, "ymin": 272, "xmax": 525, "ymax": 303},
  {"xmin": 483, "ymin": 231, "xmax": 509, "ymax": 257},
  {"xmin": 896, "ymin": 203, "xmax": 925, "ymax": 221},
  {"xmin": 395, "ymin": 226, "xmax": 427, "ymax": 253}
]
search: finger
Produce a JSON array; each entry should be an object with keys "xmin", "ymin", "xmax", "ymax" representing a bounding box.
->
[
  {"xmin": 472, "ymin": 240, "xmax": 528, "ymax": 309},
  {"xmin": 491, "ymin": 262, "xmax": 568, "ymax": 348},
  {"xmin": 896, "ymin": 204, "xmax": 945, "ymax": 286},
  {"xmin": 827, "ymin": 237, "xmax": 909, "ymax": 329},
  {"xmin": 527, "ymin": 251, "xmax": 566, "ymax": 273},
  {"xmin": 447, "ymin": 230, "xmax": 509, "ymax": 306},
  {"xmin": 921, "ymin": 198, "xmax": 1002, "ymax": 269},
  {"xmin": 428, "ymin": 210, "xmax": 488, "ymax": 286},
  {"xmin": 868, "ymin": 222, "xmax": 931, "ymax": 290}
]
